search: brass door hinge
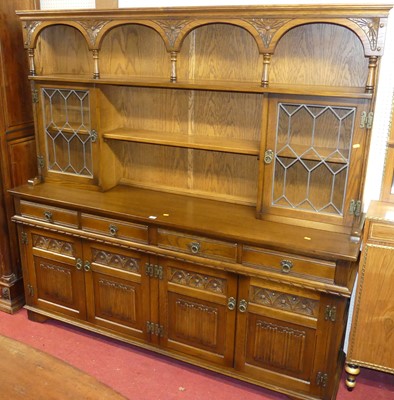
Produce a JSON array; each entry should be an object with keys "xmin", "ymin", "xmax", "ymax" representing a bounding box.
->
[
  {"xmin": 316, "ymin": 372, "xmax": 328, "ymax": 387},
  {"xmin": 37, "ymin": 155, "xmax": 45, "ymax": 170},
  {"xmin": 360, "ymin": 111, "xmax": 373, "ymax": 129},
  {"xmin": 349, "ymin": 200, "xmax": 362, "ymax": 217},
  {"xmin": 145, "ymin": 263, "xmax": 163, "ymax": 280},
  {"xmin": 90, "ymin": 129, "xmax": 98, "ymax": 143},
  {"xmin": 324, "ymin": 305, "xmax": 337, "ymax": 322},
  {"xmin": 32, "ymin": 89, "xmax": 39, "ymax": 103},
  {"xmin": 21, "ymin": 232, "xmax": 28, "ymax": 245},
  {"xmin": 146, "ymin": 321, "xmax": 164, "ymax": 337},
  {"xmin": 27, "ymin": 284, "xmax": 34, "ymax": 297}
]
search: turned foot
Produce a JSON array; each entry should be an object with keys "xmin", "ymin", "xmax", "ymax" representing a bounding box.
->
[{"xmin": 345, "ymin": 363, "xmax": 360, "ymax": 391}]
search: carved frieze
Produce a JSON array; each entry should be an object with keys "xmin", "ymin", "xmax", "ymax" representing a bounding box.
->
[
  {"xmin": 170, "ymin": 268, "xmax": 225, "ymax": 294},
  {"xmin": 250, "ymin": 286, "xmax": 318, "ymax": 317},
  {"xmin": 91, "ymin": 249, "xmax": 140, "ymax": 273},
  {"xmin": 244, "ymin": 18, "xmax": 292, "ymax": 48},
  {"xmin": 32, "ymin": 234, "xmax": 74, "ymax": 257}
]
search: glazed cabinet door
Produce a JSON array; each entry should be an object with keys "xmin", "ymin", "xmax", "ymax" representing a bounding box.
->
[
  {"xmin": 235, "ymin": 276, "xmax": 336, "ymax": 398},
  {"xmin": 260, "ymin": 95, "xmax": 369, "ymax": 229},
  {"xmin": 158, "ymin": 258, "xmax": 238, "ymax": 367},
  {"xmin": 21, "ymin": 227, "xmax": 86, "ymax": 320},
  {"xmin": 34, "ymin": 82, "xmax": 99, "ymax": 186},
  {"xmin": 83, "ymin": 241, "xmax": 150, "ymax": 341}
]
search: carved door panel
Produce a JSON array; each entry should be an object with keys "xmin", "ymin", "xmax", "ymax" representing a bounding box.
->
[
  {"xmin": 235, "ymin": 276, "xmax": 323, "ymax": 395},
  {"xmin": 158, "ymin": 258, "xmax": 238, "ymax": 367},
  {"xmin": 23, "ymin": 227, "xmax": 86, "ymax": 319},
  {"xmin": 83, "ymin": 241, "xmax": 150, "ymax": 341}
]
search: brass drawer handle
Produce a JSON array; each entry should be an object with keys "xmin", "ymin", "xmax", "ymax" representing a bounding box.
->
[
  {"xmin": 189, "ymin": 242, "xmax": 201, "ymax": 254},
  {"xmin": 227, "ymin": 297, "xmax": 236, "ymax": 311},
  {"xmin": 44, "ymin": 210, "xmax": 53, "ymax": 222},
  {"xmin": 109, "ymin": 224, "xmax": 118, "ymax": 237},
  {"xmin": 238, "ymin": 299, "xmax": 248, "ymax": 313},
  {"xmin": 280, "ymin": 259, "xmax": 293, "ymax": 274},
  {"xmin": 264, "ymin": 149, "xmax": 274, "ymax": 164},
  {"xmin": 84, "ymin": 261, "xmax": 91, "ymax": 272},
  {"xmin": 76, "ymin": 258, "xmax": 83, "ymax": 271}
]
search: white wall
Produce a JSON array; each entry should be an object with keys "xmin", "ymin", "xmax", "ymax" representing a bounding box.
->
[{"xmin": 40, "ymin": 0, "xmax": 394, "ymax": 207}]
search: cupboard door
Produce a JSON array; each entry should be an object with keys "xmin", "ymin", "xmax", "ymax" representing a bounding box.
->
[
  {"xmin": 158, "ymin": 258, "xmax": 238, "ymax": 367},
  {"xmin": 83, "ymin": 242, "xmax": 150, "ymax": 341},
  {"xmin": 381, "ymin": 102, "xmax": 394, "ymax": 202},
  {"xmin": 235, "ymin": 277, "xmax": 322, "ymax": 395},
  {"xmin": 260, "ymin": 95, "xmax": 369, "ymax": 229},
  {"xmin": 24, "ymin": 227, "xmax": 86, "ymax": 319},
  {"xmin": 348, "ymin": 244, "xmax": 394, "ymax": 370},
  {"xmin": 35, "ymin": 83, "xmax": 99, "ymax": 186}
]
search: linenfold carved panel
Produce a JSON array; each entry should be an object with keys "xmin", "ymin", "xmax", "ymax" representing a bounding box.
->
[
  {"xmin": 97, "ymin": 278, "xmax": 137, "ymax": 322},
  {"xmin": 254, "ymin": 320, "xmax": 306, "ymax": 373},
  {"xmin": 37, "ymin": 261, "xmax": 73, "ymax": 304},
  {"xmin": 39, "ymin": 261, "xmax": 71, "ymax": 275},
  {"xmin": 98, "ymin": 278, "xmax": 135, "ymax": 292},
  {"xmin": 250, "ymin": 286, "xmax": 318, "ymax": 317},
  {"xmin": 174, "ymin": 298, "xmax": 218, "ymax": 348},
  {"xmin": 170, "ymin": 268, "xmax": 225, "ymax": 294}
]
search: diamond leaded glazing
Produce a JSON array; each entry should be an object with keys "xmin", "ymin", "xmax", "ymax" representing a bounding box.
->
[
  {"xmin": 272, "ymin": 103, "xmax": 356, "ymax": 216},
  {"xmin": 42, "ymin": 88, "xmax": 93, "ymax": 177}
]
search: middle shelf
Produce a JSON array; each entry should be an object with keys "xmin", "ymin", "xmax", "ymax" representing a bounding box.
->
[{"xmin": 103, "ymin": 128, "xmax": 260, "ymax": 155}]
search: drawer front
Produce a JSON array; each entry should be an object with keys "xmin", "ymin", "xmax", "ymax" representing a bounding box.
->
[
  {"xmin": 81, "ymin": 213, "xmax": 148, "ymax": 243},
  {"xmin": 20, "ymin": 200, "xmax": 78, "ymax": 228},
  {"xmin": 242, "ymin": 246, "xmax": 336, "ymax": 280},
  {"xmin": 368, "ymin": 222, "xmax": 394, "ymax": 244},
  {"xmin": 157, "ymin": 229, "xmax": 237, "ymax": 262}
]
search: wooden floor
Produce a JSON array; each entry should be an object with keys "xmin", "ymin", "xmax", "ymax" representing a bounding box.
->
[{"xmin": 0, "ymin": 334, "xmax": 126, "ymax": 399}]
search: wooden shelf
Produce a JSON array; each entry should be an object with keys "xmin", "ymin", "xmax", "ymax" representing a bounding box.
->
[
  {"xmin": 30, "ymin": 75, "xmax": 373, "ymax": 99},
  {"xmin": 103, "ymin": 128, "xmax": 260, "ymax": 155},
  {"xmin": 276, "ymin": 143, "xmax": 349, "ymax": 164},
  {"xmin": 46, "ymin": 126, "xmax": 90, "ymax": 135}
]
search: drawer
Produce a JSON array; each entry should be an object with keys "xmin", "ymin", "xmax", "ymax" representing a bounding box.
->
[
  {"xmin": 242, "ymin": 246, "xmax": 336, "ymax": 281},
  {"xmin": 20, "ymin": 200, "xmax": 78, "ymax": 228},
  {"xmin": 157, "ymin": 229, "xmax": 237, "ymax": 262},
  {"xmin": 368, "ymin": 222, "xmax": 394, "ymax": 244},
  {"xmin": 81, "ymin": 213, "xmax": 148, "ymax": 243}
]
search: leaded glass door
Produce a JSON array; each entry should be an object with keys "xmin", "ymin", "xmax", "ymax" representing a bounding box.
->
[
  {"xmin": 261, "ymin": 95, "xmax": 369, "ymax": 229},
  {"xmin": 36, "ymin": 84, "xmax": 98, "ymax": 184}
]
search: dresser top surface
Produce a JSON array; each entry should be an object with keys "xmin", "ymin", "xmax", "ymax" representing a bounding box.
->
[{"xmin": 10, "ymin": 183, "xmax": 361, "ymax": 262}]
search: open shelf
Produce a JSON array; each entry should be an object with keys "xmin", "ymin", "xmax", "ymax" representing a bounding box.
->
[
  {"xmin": 30, "ymin": 74, "xmax": 373, "ymax": 99},
  {"xmin": 103, "ymin": 128, "xmax": 260, "ymax": 155}
]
